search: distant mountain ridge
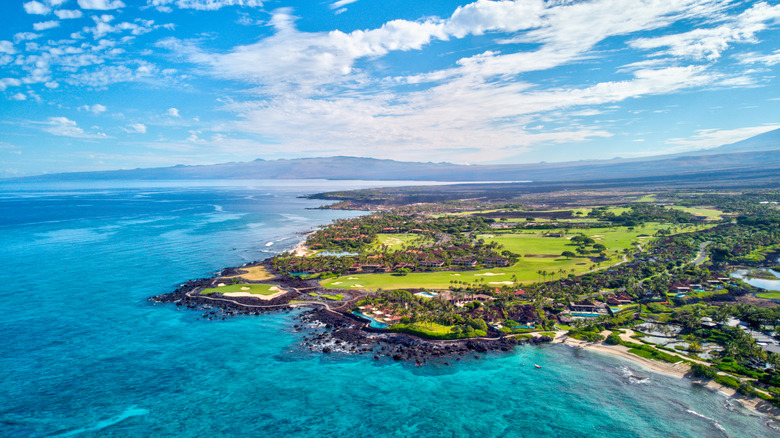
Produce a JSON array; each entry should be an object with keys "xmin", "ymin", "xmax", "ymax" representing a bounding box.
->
[{"xmin": 9, "ymin": 128, "xmax": 780, "ymax": 183}]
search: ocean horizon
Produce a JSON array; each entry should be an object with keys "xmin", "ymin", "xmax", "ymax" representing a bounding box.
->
[{"xmin": 0, "ymin": 180, "xmax": 776, "ymax": 437}]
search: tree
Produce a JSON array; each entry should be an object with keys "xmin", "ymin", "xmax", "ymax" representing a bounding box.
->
[{"xmin": 562, "ymin": 250, "xmax": 576, "ymax": 259}]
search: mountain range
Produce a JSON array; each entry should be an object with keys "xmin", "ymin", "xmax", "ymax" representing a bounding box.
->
[{"xmin": 9, "ymin": 128, "xmax": 780, "ymax": 184}]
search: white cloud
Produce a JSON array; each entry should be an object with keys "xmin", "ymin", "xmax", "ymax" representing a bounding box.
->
[
  {"xmin": 67, "ymin": 62, "xmax": 161, "ymax": 87},
  {"xmin": 14, "ymin": 33, "xmax": 41, "ymax": 43},
  {"xmin": 0, "ymin": 41, "xmax": 15, "ymax": 54},
  {"xmin": 0, "ymin": 78, "xmax": 22, "ymax": 91},
  {"xmin": 34, "ymin": 21, "xmax": 61, "ymax": 31},
  {"xmin": 666, "ymin": 124, "xmax": 780, "ymax": 151},
  {"xmin": 80, "ymin": 103, "xmax": 107, "ymax": 114},
  {"xmin": 126, "ymin": 123, "xmax": 147, "ymax": 133},
  {"xmin": 11, "ymin": 93, "xmax": 27, "ymax": 101},
  {"xmin": 41, "ymin": 116, "xmax": 109, "ymax": 138},
  {"xmin": 738, "ymin": 49, "xmax": 780, "ymax": 66},
  {"xmin": 165, "ymin": 107, "xmax": 179, "ymax": 117},
  {"xmin": 24, "ymin": 1, "xmax": 51, "ymax": 15},
  {"xmin": 78, "ymin": 0, "xmax": 126, "ymax": 10},
  {"xmin": 629, "ymin": 2, "xmax": 780, "ymax": 61},
  {"xmin": 55, "ymin": 9, "xmax": 84, "ymax": 19},
  {"xmin": 330, "ymin": 0, "xmax": 357, "ymax": 9},
  {"xmin": 148, "ymin": 0, "xmax": 262, "ymax": 11}
]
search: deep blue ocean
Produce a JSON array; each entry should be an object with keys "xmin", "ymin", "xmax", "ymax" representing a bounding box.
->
[{"xmin": 0, "ymin": 180, "xmax": 777, "ymax": 437}]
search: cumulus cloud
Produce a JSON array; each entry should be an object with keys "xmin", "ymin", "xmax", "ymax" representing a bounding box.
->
[
  {"xmin": 11, "ymin": 93, "xmax": 28, "ymax": 101},
  {"xmin": 148, "ymin": 0, "xmax": 263, "ymax": 11},
  {"xmin": 0, "ymin": 78, "xmax": 22, "ymax": 91},
  {"xmin": 80, "ymin": 103, "xmax": 107, "ymax": 114},
  {"xmin": 55, "ymin": 9, "xmax": 84, "ymax": 19},
  {"xmin": 41, "ymin": 116, "xmax": 109, "ymax": 138},
  {"xmin": 23, "ymin": 1, "xmax": 51, "ymax": 15},
  {"xmin": 33, "ymin": 21, "xmax": 61, "ymax": 31},
  {"xmin": 14, "ymin": 33, "xmax": 41, "ymax": 43},
  {"xmin": 0, "ymin": 41, "xmax": 15, "ymax": 54},
  {"xmin": 125, "ymin": 123, "xmax": 147, "ymax": 133},
  {"xmin": 165, "ymin": 107, "xmax": 179, "ymax": 117},
  {"xmin": 78, "ymin": 0, "xmax": 126, "ymax": 10}
]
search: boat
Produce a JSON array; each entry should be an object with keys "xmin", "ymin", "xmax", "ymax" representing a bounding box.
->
[{"xmin": 534, "ymin": 364, "xmax": 542, "ymax": 369}]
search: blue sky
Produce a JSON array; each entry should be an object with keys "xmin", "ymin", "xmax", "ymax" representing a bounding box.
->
[{"xmin": 1, "ymin": 0, "xmax": 779, "ymax": 177}]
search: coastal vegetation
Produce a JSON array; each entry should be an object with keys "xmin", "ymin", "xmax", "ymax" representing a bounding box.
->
[{"xmin": 166, "ymin": 188, "xmax": 780, "ymax": 410}]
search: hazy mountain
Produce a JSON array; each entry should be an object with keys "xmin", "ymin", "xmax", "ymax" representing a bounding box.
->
[{"xmin": 9, "ymin": 128, "xmax": 780, "ymax": 184}]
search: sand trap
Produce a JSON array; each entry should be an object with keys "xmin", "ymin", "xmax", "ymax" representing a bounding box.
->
[
  {"xmin": 489, "ymin": 281, "xmax": 514, "ymax": 285},
  {"xmin": 475, "ymin": 272, "xmax": 505, "ymax": 276},
  {"xmin": 217, "ymin": 283, "xmax": 225, "ymax": 287},
  {"xmin": 350, "ymin": 284, "xmax": 364, "ymax": 288},
  {"xmin": 348, "ymin": 277, "xmax": 359, "ymax": 280},
  {"xmin": 223, "ymin": 290, "xmax": 286, "ymax": 300},
  {"xmin": 240, "ymin": 286, "xmax": 250, "ymax": 291},
  {"xmin": 592, "ymin": 235, "xmax": 604, "ymax": 238},
  {"xmin": 450, "ymin": 274, "xmax": 461, "ymax": 276},
  {"xmin": 332, "ymin": 282, "xmax": 343, "ymax": 285}
]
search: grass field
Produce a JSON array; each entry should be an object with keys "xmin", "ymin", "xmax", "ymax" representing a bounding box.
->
[
  {"xmin": 670, "ymin": 206, "xmax": 723, "ymax": 220},
  {"xmin": 633, "ymin": 194, "xmax": 657, "ymax": 203},
  {"xmin": 372, "ymin": 233, "xmax": 433, "ymax": 252},
  {"xmin": 201, "ymin": 283, "xmax": 282, "ymax": 295},
  {"xmin": 321, "ymin": 223, "xmax": 715, "ymax": 291},
  {"xmin": 757, "ymin": 291, "xmax": 780, "ymax": 300}
]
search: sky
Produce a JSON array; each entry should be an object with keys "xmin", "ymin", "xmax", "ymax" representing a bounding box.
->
[{"xmin": 1, "ymin": 0, "xmax": 779, "ymax": 177}]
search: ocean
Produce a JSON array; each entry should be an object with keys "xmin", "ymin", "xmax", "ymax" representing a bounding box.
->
[{"xmin": 0, "ymin": 180, "xmax": 776, "ymax": 437}]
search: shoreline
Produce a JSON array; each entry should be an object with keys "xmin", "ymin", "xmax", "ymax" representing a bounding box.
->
[{"xmin": 553, "ymin": 333, "xmax": 780, "ymax": 421}]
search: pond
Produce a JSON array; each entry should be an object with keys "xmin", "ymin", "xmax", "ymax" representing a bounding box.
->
[{"xmin": 731, "ymin": 269, "xmax": 780, "ymax": 291}]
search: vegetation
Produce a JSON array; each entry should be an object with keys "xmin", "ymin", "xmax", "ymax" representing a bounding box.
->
[
  {"xmin": 272, "ymin": 190, "xmax": 780, "ymax": 401},
  {"xmin": 201, "ymin": 283, "xmax": 282, "ymax": 295}
]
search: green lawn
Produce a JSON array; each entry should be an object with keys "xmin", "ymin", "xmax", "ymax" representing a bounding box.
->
[
  {"xmin": 372, "ymin": 233, "xmax": 433, "ymax": 252},
  {"xmin": 633, "ymin": 194, "xmax": 657, "ymax": 203},
  {"xmin": 670, "ymin": 206, "xmax": 723, "ymax": 220},
  {"xmin": 757, "ymin": 291, "xmax": 780, "ymax": 300},
  {"xmin": 320, "ymin": 223, "xmax": 715, "ymax": 291},
  {"xmin": 201, "ymin": 283, "xmax": 282, "ymax": 295},
  {"xmin": 392, "ymin": 321, "xmax": 486, "ymax": 339}
]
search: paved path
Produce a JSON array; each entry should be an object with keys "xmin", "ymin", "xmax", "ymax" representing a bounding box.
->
[{"xmin": 693, "ymin": 241, "xmax": 711, "ymax": 265}]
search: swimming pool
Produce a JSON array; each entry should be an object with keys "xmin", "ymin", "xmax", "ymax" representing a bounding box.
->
[
  {"xmin": 352, "ymin": 311, "xmax": 389, "ymax": 329},
  {"xmin": 415, "ymin": 292, "xmax": 438, "ymax": 298},
  {"xmin": 571, "ymin": 313, "xmax": 601, "ymax": 318}
]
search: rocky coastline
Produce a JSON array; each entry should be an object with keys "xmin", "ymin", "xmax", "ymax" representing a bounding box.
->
[{"xmin": 149, "ymin": 260, "xmax": 552, "ymax": 363}]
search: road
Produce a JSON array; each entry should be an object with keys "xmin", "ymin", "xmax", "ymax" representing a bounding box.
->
[{"xmin": 693, "ymin": 241, "xmax": 711, "ymax": 265}]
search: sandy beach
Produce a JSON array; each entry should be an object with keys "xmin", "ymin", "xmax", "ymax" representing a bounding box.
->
[
  {"xmin": 292, "ymin": 239, "xmax": 313, "ymax": 257},
  {"xmin": 553, "ymin": 332, "xmax": 780, "ymax": 421}
]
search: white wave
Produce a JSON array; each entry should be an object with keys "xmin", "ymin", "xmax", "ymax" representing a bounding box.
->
[
  {"xmin": 616, "ymin": 365, "xmax": 650, "ymax": 385},
  {"xmin": 54, "ymin": 406, "xmax": 149, "ymax": 437},
  {"xmin": 686, "ymin": 409, "xmax": 727, "ymax": 433},
  {"xmin": 265, "ymin": 242, "xmax": 274, "ymax": 246},
  {"xmin": 213, "ymin": 205, "xmax": 223, "ymax": 212}
]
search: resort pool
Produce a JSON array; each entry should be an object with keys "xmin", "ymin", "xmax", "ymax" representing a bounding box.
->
[
  {"xmin": 352, "ymin": 311, "xmax": 389, "ymax": 329},
  {"xmin": 415, "ymin": 292, "xmax": 438, "ymax": 298},
  {"xmin": 317, "ymin": 251, "xmax": 359, "ymax": 257},
  {"xmin": 570, "ymin": 313, "xmax": 601, "ymax": 318}
]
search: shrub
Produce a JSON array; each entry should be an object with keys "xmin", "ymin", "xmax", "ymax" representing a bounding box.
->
[{"xmin": 605, "ymin": 333, "xmax": 622, "ymax": 345}]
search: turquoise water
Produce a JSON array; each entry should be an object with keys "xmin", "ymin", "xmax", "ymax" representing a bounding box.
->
[
  {"xmin": 732, "ymin": 269, "xmax": 780, "ymax": 292},
  {"xmin": 352, "ymin": 311, "xmax": 389, "ymax": 329},
  {"xmin": 0, "ymin": 180, "xmax": 777, "ymax": 437}
]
